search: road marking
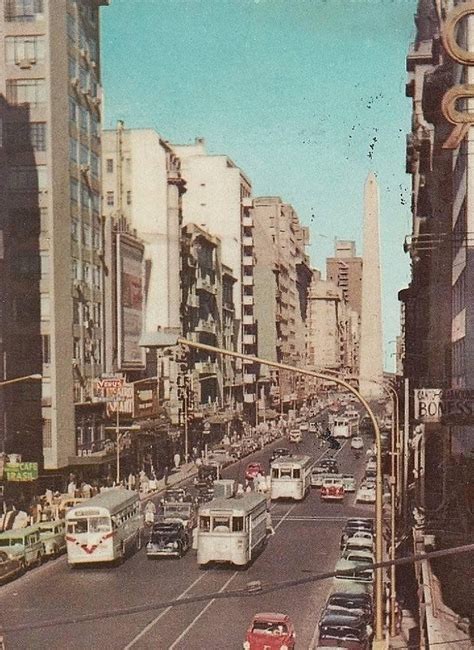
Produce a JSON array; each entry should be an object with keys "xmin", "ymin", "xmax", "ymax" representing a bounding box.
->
[
  {"xmin": 123, "ymin": 573, "xmax": 206, "ymax": 649},
  {"xmin": 167, "ymin": 502, "xmax": 297, "ymax": 649}
]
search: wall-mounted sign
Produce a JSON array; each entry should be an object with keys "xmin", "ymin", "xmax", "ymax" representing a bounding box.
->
[
  {"xmin": 5, "ymin": 462, "xmax": 38, "ymax": 482},
  {"xmin": 133, "ymin": 381, "xmax": 158, "ymax": 419},
  {"xmin": 415, "ymin": 388, "xmax": 474, "ymax": 424}
]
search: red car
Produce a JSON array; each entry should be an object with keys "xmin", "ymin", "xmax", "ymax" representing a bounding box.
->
[
  {"xmin": 245, "ymin": 462, "xmax": 265, "ymax": 481},
  {"xmin": 243, "ymin": 612, "xmax": 296, "ymax": 650}
]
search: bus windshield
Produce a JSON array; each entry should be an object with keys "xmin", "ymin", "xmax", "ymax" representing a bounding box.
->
[{"xmin": 67, "ymin": 517, "xmax": 110, "ymax": 534}]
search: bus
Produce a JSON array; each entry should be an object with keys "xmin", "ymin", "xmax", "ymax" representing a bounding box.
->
[
  {"xmin": 65, "ymin": 489, "xmax": 142, "ymax": 566},
  {"xmin": 197, "ymin": 492, "xmax": 267, "ymax": 568},
  {"xmin": 270, "ymin": 454, "xmax": 314, "ymax": 501}
]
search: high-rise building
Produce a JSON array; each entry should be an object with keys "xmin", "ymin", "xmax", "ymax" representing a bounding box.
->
[
  {"xmin": 326, "ymin": 240, "xmax": 363, "ymax": 318},
  {"xmin": 0, "ymin": 0, "xmax": 109, "ymax": 471},
  {"xmin": 252, "ymin": 196, "xmax": 312, "ymax": 409},
  {"xmin": 171, "ymin": 139, "xmax": 254, "ymax": 415},
  {"xmin": 102, "ymin": 124, "xmax": 186, "ymax": 423}
]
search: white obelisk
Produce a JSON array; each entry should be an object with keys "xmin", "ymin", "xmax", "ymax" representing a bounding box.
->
[{"xmin": 359, "ymin": 172, "xmax": 384, "ymax": 398}]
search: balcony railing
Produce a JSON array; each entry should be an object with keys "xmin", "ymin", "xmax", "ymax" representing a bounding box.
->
[
  {"xmin": 242, "ymin": 275, "xmax": 254, "ymax": 286},
  {"xmin": 242, "ymin": 215, "xmax": 253, "ymax": 227},
  {"xmin": 195, "ymin": 318, "xmax": 217, "ymax": 334},
  {"xmin": 242, "ymin": 256, "xmax": 253, "ymax": 266},
  {"xmin": 196, "ymin": 273, "xmax": 216, "ymax": 294},
  {"xmin": 242, "ymin": 314, "xmax": 254, "ymax": 325},
  {"xmin": 244, "ymin": 373, "xmax": 256, "ymax": 383},
  {"xmin": 243, "ymin": 295, "xmax": 254, "ymax": 306},
  {"xmin": 243, "ymin": 393, "xmax": 256, "ymax": 403},
  {"xmin": 243, "ymin": 334, "xmax": 256, "ymax": 345}
]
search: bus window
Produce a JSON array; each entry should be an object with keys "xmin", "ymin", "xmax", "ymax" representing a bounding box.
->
[
  {"xmin": 199, "ymin": 516, "xmax": 210, "ymax": 532},
  {"xmin": 293, "ymin": 469, "xmax": 301, "ymax": 479},
  {"xmin": 280, "ymin": 469, "xmax": 292, "ymax": 478},
  {"xmin": 271, "ymin": 468, "xmax": 279, "ymax": 479},
  {"xmin": 232, "ymin": 516, "xmax": 244, "ymax": 532},
  {"xmin": 89, "ymin": 517, "xmax": 110, "ymax": 533},
  {"xmin": 212, "ymin": 516, "xmax": 230, "ymax": 531},
  {"xmin": 67, "ymin": 519, "xmax": 88, "ymax": 534}
]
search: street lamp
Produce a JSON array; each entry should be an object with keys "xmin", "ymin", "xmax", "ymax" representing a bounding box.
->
[
  {"xmin": 140, "ymin": 331, "xmax": 386, "ymax": 646},
  {"xmin": 0, "ymin": 374, "xmax": 42, "ymax": 387}
]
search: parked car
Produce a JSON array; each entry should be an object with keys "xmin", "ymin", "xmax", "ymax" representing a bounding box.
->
[
  {"xmin": 245, "ymin": 462, "xmax": 265, "ymax": 481},
  {"xmin": 317, "ymin": 611, "xmax": 371, "ymax": 649},
  {"xmin": 343, "ymin": 536, "xmax": 374, "ymax": 554},
  {"xmin": 0, "ymin": 550, "xmax": 23, "ymax": 584},
  {"xmin": 299, "ymin": 421, "xmax": 309, "ymax": 432},
  {"xmin": 341, "ymin": 474, "xmax": 356, "ymax": 493},
  {"xmin": 356, "ymin": 483, "xmax": 376, "ymax": 504},
  {"xmin": 351, "ymin": 436, "xmax": 364, "ymax": 450},
  {"xmin": 271, "ymin": 448, "xmax": 290, "ymax": 463},
  {"xmin": 309, "ymin": 421, "xmax": 317, "ymax": 433},
  {"xmin": 325, "ymin": 591, "xmax": 373, "ymax": 621},
  {"xmin": 146, "ymin": 521, "xmax": 189, "ymax": 559},
  {"xmin": 340, "ymin": 519, "xmax": 374, "ymax": 550},
  {"xmin": 334, "ymin": 558, "xmax": 373, "ymax": 584},
  {"xmin": 365, "ymin": 459, "xmax": 377, "ymax": 473},
  {"xmin": 321, "ymin": 477, "xmax": 345, "ymax": 501},
  {"xmin": 243, "ymin": 612, "xmax": 296, "ymax": 649}
]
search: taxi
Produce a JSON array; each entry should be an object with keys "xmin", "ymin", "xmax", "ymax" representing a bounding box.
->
[{"xmin": 243, "ymin": 612, "xmax": 296, "ymax": 649}]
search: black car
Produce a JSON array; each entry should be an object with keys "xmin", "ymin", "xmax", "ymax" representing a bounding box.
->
[
  {"xmin": 196, "ymin": 464, "xmax": 219, "ymax": 482},
  {"xmin": 146, "ymin": 522, "xmax": 189, "ymax": 559},
  {"xmin": 270, "ymin": 448, "xmax": 291, "ymax": 463},
  {"xmin": 325, "ymin": 592, "xmax": 373, "ymax": 623},
  {"xmin": 318, "ymin": 612, "xmax": 371, "ymax": 649},
  {"xmin": 320, "ymin": 458, "xmax": 339, "ymax": 474}
]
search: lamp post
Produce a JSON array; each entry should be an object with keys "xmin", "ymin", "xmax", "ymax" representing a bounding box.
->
[
  {"xmin": 0, "ymin": 374, "xmax": 42, "ymax": 387},
  {"xmin": 140, "ymin": 331, "xmax": 386, "ymax": 645}
]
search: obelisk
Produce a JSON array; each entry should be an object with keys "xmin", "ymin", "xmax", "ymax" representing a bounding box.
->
[{"xmin": 359, "ymin": 172, "xmax": 384, "ymax": 398}]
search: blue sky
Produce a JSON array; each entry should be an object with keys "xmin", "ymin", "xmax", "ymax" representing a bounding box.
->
[{"xmin": 101, "ymin": 0, "xmax": 417, "ymax": 370}]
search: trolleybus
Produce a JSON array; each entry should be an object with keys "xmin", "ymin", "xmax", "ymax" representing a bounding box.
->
[
  {"xmin": 65, "ymin": 489, "xmax": 141, "ymax": 566},
  {"xmin": 270, "ymin": 454, "xmax": 314, "ymax": 500},
  {"xmin": 196, "ymin": 492, "xmax": 267, "ymax": 568}
]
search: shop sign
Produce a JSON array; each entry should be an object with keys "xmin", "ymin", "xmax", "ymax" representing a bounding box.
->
[
  {"xmin": 415, "ymin": 388, "xmax": 474, "ymax": 424},
  {"xmin": 93, "ymin": 374, "xmax": 125, "ymax": 402},
  {"xmin": 5, "ymin": 462, "xmax": 38, "ymax": 482},
  {"xmin": 133, "ymin": 382, "xmax": 158, "ymax": 418}
]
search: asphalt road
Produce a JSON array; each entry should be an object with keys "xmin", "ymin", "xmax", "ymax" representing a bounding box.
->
[{"xmin": 0, "ymin": 419, "xmax": 373, "ymax": 650}]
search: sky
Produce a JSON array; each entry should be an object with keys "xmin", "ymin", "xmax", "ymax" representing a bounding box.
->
[{"xmin": 101, "ymin": 0, "xmax": 418, "ymax": 371}]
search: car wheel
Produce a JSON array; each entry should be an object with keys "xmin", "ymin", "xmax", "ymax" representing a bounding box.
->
[{"xmin": 35, "ymin": 553, "xmax": 43, "ymax": 568}]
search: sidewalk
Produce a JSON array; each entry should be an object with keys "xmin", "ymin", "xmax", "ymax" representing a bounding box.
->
[{"xmin": 139, "ymin": 462, "xmax": 198, "ymax": 503}]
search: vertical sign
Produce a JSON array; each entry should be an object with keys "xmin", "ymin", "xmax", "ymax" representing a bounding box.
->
[{"xmin": 117, "ymin": 234, "xmax": 145, "ymax": 369}]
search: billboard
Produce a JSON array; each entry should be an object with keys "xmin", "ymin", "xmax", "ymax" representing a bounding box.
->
[
  {"xmin": 117, "ymin": 234, "xmax": 145, "ymax": 370},
  {"xmin": 133, "ymin": 381, "xmax": 159, "ymax": 419},
  {"xmin": 4, "ymin": 462, "xmax": 38, "ymax": 482},
  {"xmin": 414, "ymin": 387, "xmax": 474, "ymax": 424}
]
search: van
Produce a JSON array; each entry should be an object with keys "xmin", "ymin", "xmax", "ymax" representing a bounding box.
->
[
  {"xmin": 38, "ymin": 520, "xmax": 66, "ymax": 558},
  {"xmin": 0, "ymin": 525, "xmax": 44, "ymax": 569}
]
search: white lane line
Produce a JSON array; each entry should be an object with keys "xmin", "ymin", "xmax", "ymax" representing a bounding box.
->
[
  {"xmin": 123, "ymin": 572, "xmax": 207, "ymax": 649},
  {"xmin": 168, "ymin": 502, "xmax": 297, "ymax": 650}
]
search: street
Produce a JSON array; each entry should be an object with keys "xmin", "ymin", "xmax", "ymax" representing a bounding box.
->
[{"xmin": 0, "ymin": 429, "xmax": 372, "ymax": 649}]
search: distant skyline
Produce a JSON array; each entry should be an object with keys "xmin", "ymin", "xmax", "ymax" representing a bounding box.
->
[{"xmin": 101, "ymin": 0, "xmax": 417, "ymax": 370}]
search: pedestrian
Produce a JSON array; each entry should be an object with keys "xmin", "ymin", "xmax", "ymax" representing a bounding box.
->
[
  {"xmin": 245, "ymin": 480, "xmax": 252, "ymax": 493},
  {"xmin": 163, "ymin": 465, "xmax": 169, "ymax": 486},
  {"xmin": 82, "ymin": 481, "xmax": 92, "ymax": 499},
  {"xmin": 173, "ymin": 452, "xmax": 181, "ymax": 469},
  {"xmin": 266, "ymin": 509, "xmax": 275, "ymax": 536},
  {"xmin": 236, "ymin": 483, "xmax": 245, "ymax": 496},
  {"xmin": 127, "ymin": 472, "xmax": 135, "ymax": 491},
  {"xmin": 67, "ymin": 478, "xmax": 76, "ymax": 497}
]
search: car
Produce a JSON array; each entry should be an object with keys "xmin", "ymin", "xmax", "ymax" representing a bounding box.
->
[
  {"xmin": 309, "ymin": 421, "xmax": 317, "ymax": 433},
  {"xmin": 356, "ymin": 483, "xmax": 376, "ymax": 504},
  {"xmin": 310, "ymin": 466, "xmax": 328, "ymax": 488},
  {"xmin": 352, "ymin": 530, "xmax": 374, "ymax": 544},
  {"xmin": 146, "ymin": 521, "xmax": 189, "ymax": 559},
  {"xmin": 271, "ymin": 448, "xmax": 290, "ymax": 463},
  {"xmin": 299, "ymin": 421, "xmax": 309, "ymax": 432},
  {"xmin": 289, "ymin": 429, "xmax": 302, "ymax": 443},
  {"xmin": 317, "ymin": 611, "xmax": 371, "ymax": 649},
  {"xmin": 0, "ymin": 550, "xmax": 23, "ymax": 585},
  {"xmin": 243, "ymin": 612, "xmax": 296, "ymax": 649},
  {"xmin": 245, "ymin": 462, "xmax": 265, "ymax": 481},
  {"xmin": 325, "ymin": 591, "xmax": 373, "ymax": 620},
  {"xmin": 195, "ymin": 464, "xmax": 219, "ymax": 483},
  {"xmin": 365, "ymin": 459, "xmax": 377, "ymax": 473},
  {"xmin": 38, "ymin": 519, "xmax": 66, "ymax": 559},
  {"xmin": 351, "ymin": 436, "xmax": 364, "ymax": 450},
  {"xmin": 342, "ymin": 548, "xmax": 374, "ymax": 566},
  {"xmin": 339, "ymin": 519, "xmax": 374, "ymax": 550},
  {"xmin": 160, "ymin": 488, "xmax": 190, "ymax": 506},
  {"xmin": 320, "ymin": 458, "xmax": 339, "ymax": 474},
  {"xmin": 343, "ymin": 536, "xmax": 373, "ymax": 554},
  {"xmin": 334, "ymin": 558, "xmax": 373, "ymax": 584},
  {"xmin": 321, "ymin": 477, "xmax": 345, "ymax": 501},
  {"xmin": 341, "ymin": 474, "xmax": 356, "ymax": 492}
]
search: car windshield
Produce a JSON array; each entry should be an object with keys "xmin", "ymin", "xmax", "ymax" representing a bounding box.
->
[
  {"xmin": 320, "ymin": 625, "xmax": 363, "ymax": 640},
  {"xmin": 252, "ymin": 621, "xmax": 288, "ymax": 634}
]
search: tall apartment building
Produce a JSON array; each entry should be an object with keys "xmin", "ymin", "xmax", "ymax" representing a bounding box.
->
[
  {"xmin": 172, "ymin": 139, "xmax": 255, "ymax": 415},
  {"xmin": 0, "ymin": 0, "xmax": 108, "ymax": 471},
  {"xmin": 102, "ymin": 125, "xmax": 186, "ymax": 423},
  {"xmin": 252, "ymin": 197, "xmax": 312, "ymax": 408},
  {"xmin": 326, "ymin": 240, "xmax": 362, "ymax": 318}
]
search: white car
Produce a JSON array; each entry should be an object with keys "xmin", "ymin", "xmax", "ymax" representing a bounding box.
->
[
  {"xmin": 352, "ymin": 530, "xmax": 374, "ymax": 544},
  {"xmin": 309, "ymin": 422, "xmax": 317, "ymax": 433},
  {"xmin": 299, "ymin": 422, "xmax": 309, "ymax": 432},
  {"xmin": 356, "ymin": 483, "xmax": 376, "ymax": 504},
  {"xmin": 343, "ymin": 536, "xmax": 374, "ymax": 553},
  {"xmin": 351, "ymin": 436, "xmax": 364, "ymax": 450},
  {"xmin": 366, "ymin": 459, "xmax": 377, "ymax": 473}
]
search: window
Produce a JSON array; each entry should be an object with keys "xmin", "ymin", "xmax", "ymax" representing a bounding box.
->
[
  {"xmin": 69, "ymin": 97, "xmax": 77, "ymax": 122},
  {"xmin": 199, "ymin": 516, "xmax": 210, "ymax": 532},
  {"xmin": 9, "ymin": 165, "xmax": 47, "ymax": 190},
  {"xmin": 293, "ymin": 468, "xmax": 301, "ymax": 479},
  {"xmin": 90, "ymin": 152, "xmax": 99, "ymax": 179},
  {"xmin": 40, "ymin": 294, "xmax": 50, "ymax": 320},
  {"xmin": 68, "ymin": 56, "xmax": 76, "ymax": 79},
  {"xmin": 67, "ymin": 12, "xmax": 76, "ymax": 40},
  {"xmin": 79, "ymin": 106, "xmax": 88, "ymax": 133},
  {"xmin": 73, "ymin": 299, "xmax": 80, "ymax": 324},
  {"xmin": 92, "ymin": 226, "xmax": 100, "ymax": 248},
  {"xmin": 40, "ymin": 252, "xmax": 49, "ymax": 277},
  {"xmin": 79, "ymin": 144, "xmax": 88, "ymax": 165},
  {"xmin": 70, "ymin": 178, "xmax": 78, "ymax": 203},
  {"xmin": 29, "ymin": 122, "xmax": 46, "ymax": 150},
  {"xmin": 79, "ymin": 67, "xmax": 88, "ymax": 92},
  {"xmin": 91, "ymin": 192, "xmax": 100, "ymax": 214},
  {"xmin": 106, "ymin": 158, "xmax": 113, "ymax": 173},
  {"xmin": 126, "ymin": 190, "xmax": 132, "ymax": 205},
  {"xmin": 72, "ymin": 258, "xmax": 80, "ymax": 280},
  {"xmin": 5, "ymin": 0, "xmax": 44, "ymax": 22},
  {"xmin": 5, "ymin": 35, "xmax": 45, "ymax": 63},
  {"xmin": 232, "ymin": 516, "xmax": 244, "ymax": 532},
  {"xmin": 80, "ymin": 184, "xmax": 91, "ymax": 212},
  {"xmin": 106, "ymin": 191, "xmax": 114, "ymax": 206},
  {"xmin": 212, "ymin": 516, "xmax": 230, "ymax": 531},
  {"xmin": 5, "ymin": 122, "xmax": 46, "ymax": 151},
  {"xmin": 71, "ymin": 219, "xmax": 79, "ymax": 241},
  {"xmin": 6, "ymin": 78, "xmax": 46, "ymax": 106},
  {"xmin": 82, "ymin": 224, "xmax": 91, "ymax": 247},
  {"xmin": 69, "ymin": 137, "xmax": 78, "ymax": 162},
  {"xmin": 82, "ymin": 262, "xmax": 91, "ymax": 283},
  {"xmin": 42, "ymin": 377, "xmax": 51, "ymax": 401}
]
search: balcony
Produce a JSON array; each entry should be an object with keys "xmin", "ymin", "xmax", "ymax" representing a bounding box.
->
[
  {"xmin": 195, "ymin": 319, "xmax": 217, "ymax": 335},
  {"xmin": 242, "ymin": 256, "xmax": 254, "ymax": 267},
  {"xmin": 244, "ymin": 373, "xmax": 256, "ymax": 383},
  {"xmin": 242, "ymin": 275, "xmax": 254, "ymax": 286},
  {"xmin": 242, "ymin": 314, "xmax": 254, "ymax": 325},
  {"xmin": 242, "ymin": 236, "xmax": 253, "ymax": 247},
  {"xmin": 243, "ymin": 334, "xmax": 256, "ymax": 345},
  {"xmin": 243, "ymin": 295, "xmax": 254, "ymax": 306},
  {"xmin": 243, "ymin": 393, "xmax": 256, "ymax": 403},
  {"xmin": 187, "ymin": 293, "xmax": 199, "ymax": 308},
  {"xmin": 196, "ymin": 273, "xmax": 216, "ymax": 294},
  {"xmin": 242, "ymin": 215, "xmax": 253, "ymax": 227},
  {"xmin": 195, "ymin": 360, "xmax": 219, "ymax": 375}
]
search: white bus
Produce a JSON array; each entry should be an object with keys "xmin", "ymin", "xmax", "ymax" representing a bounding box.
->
[
  {"xmin": 197, "ymin": 493, "xmax": 267, "ymax": 568},
  {"xmin": 270, "ymin": 454, "xmax": 314, "ymax": 501},
  {"xmin": 332, "ymin": 417, "xmax": 352, "ymax": 438},
  {"xmin": 65, "ymin": 489, "xmax": 142, "ymax": 566}
]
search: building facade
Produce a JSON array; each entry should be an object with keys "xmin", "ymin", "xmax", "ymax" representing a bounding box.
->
[
  {"xmin": 0, "ymin": 0, "xmax": 108, "ymax": 471},
  {"xmin": 172, "ymin": 139, "xmax": 255, "ymax": 415}
]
